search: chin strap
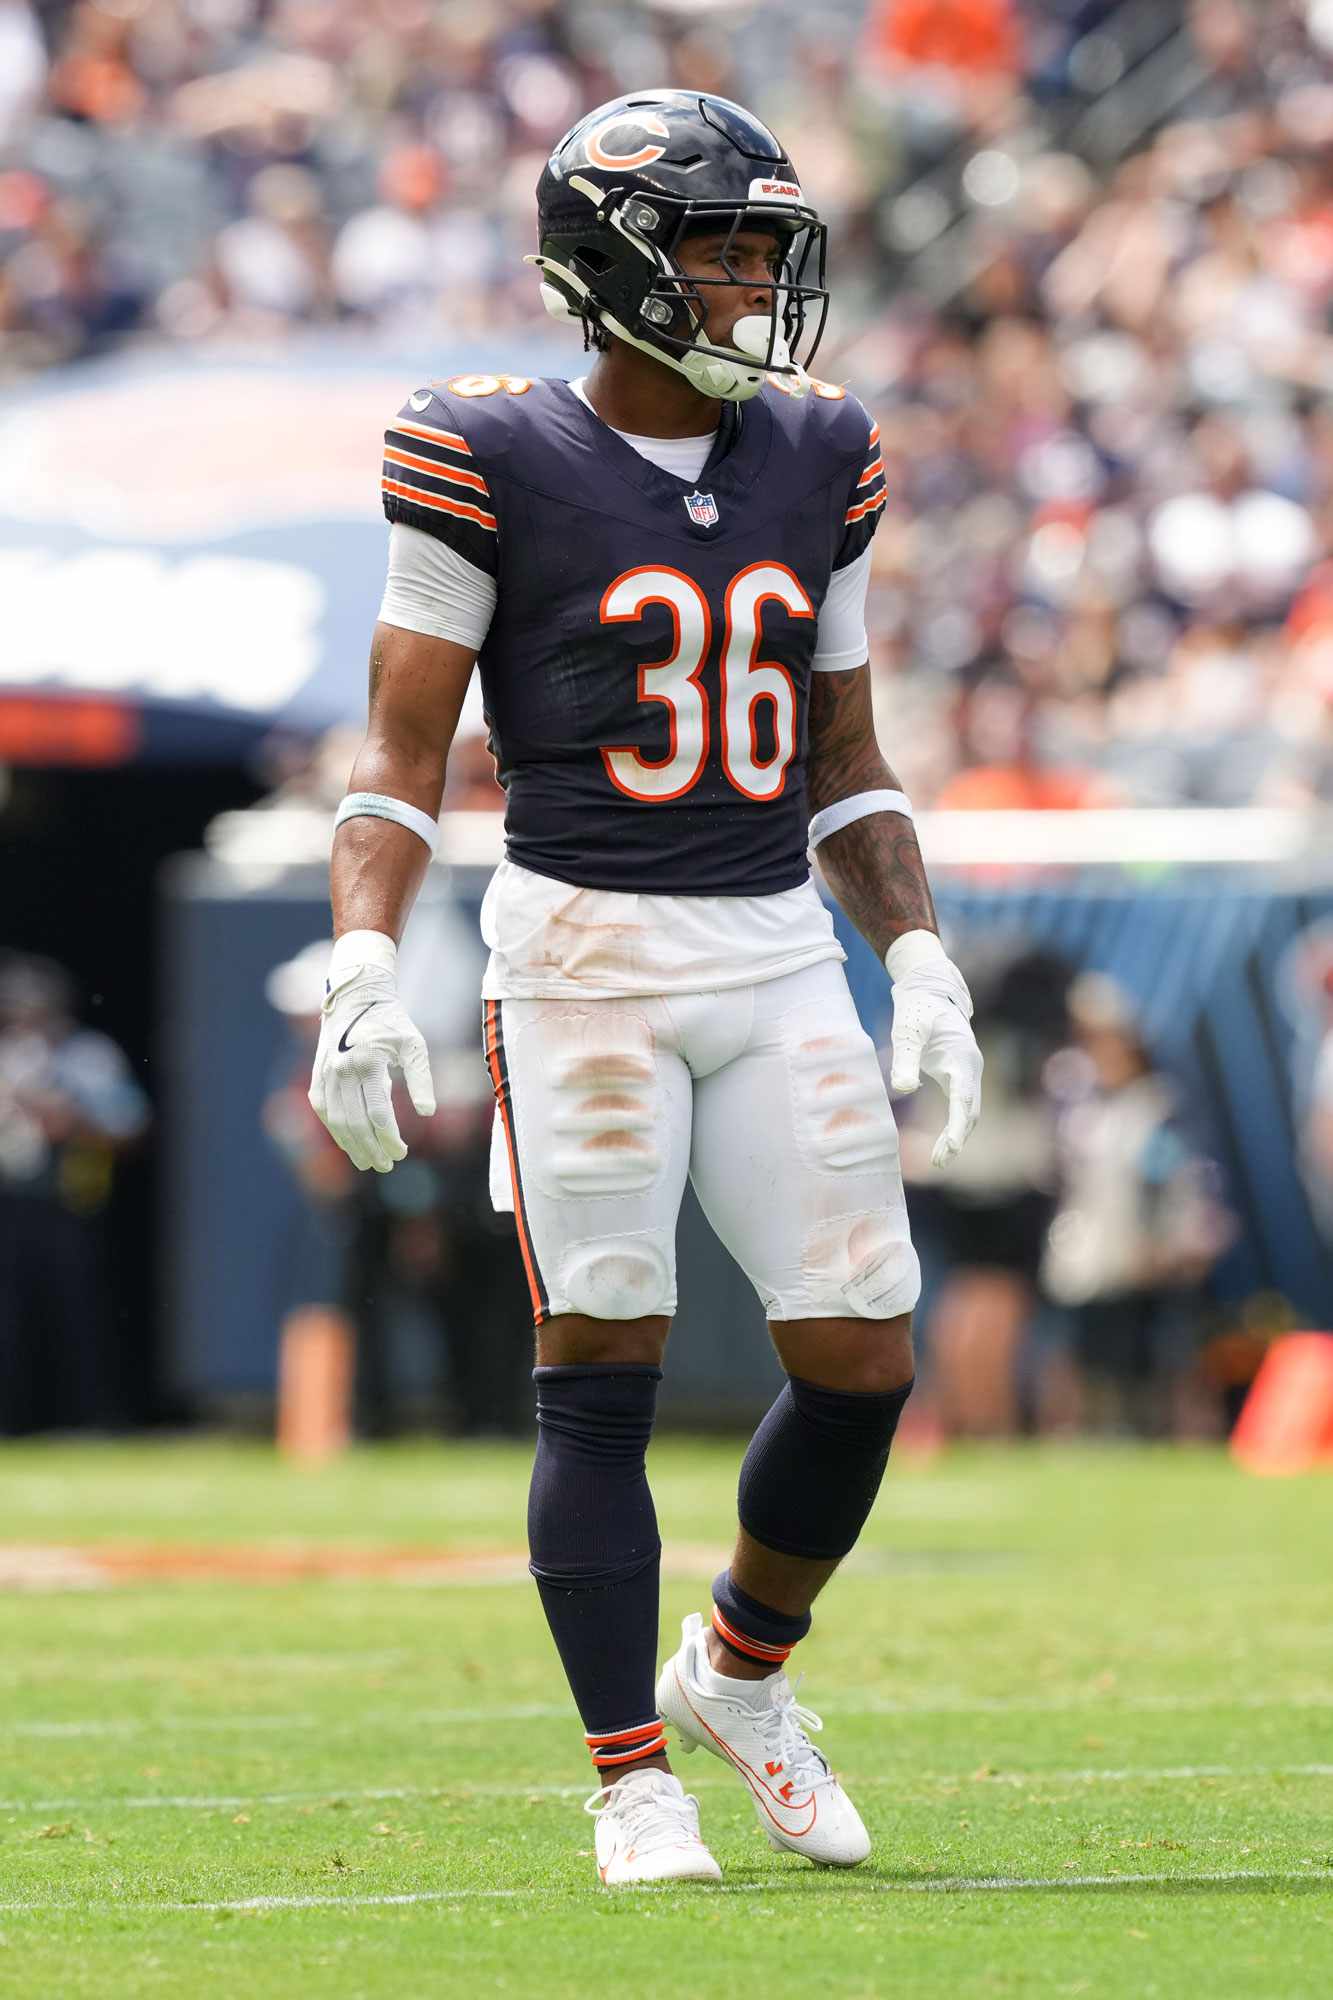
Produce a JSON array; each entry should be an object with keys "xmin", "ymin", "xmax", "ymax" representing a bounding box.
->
[{"xmin": 525, "ymin": 254, "xmax": 810, "ymax": 405}]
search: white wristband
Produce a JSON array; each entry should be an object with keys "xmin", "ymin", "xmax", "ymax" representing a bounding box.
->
[
  {"xmin": 335, "ymin": 791, "xmax": 439, "ymax": 855},
  {"xmin": 328, "ymin": 929, "xmax": 397, "ymax": 986},
  {"xmin": 808, "ymin": 789, "xmax": 913, "ymax": 850},
  {"xmin": 885, "ymin": 929, "xmax": 947, "ymax": 982}
]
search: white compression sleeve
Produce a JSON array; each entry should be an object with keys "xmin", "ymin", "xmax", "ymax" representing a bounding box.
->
[
  {"xmin": 378, "ymin": 523, "xmax": 497, "ymax": 650},
  {"xmin": 811, "ymin": 546, "xmax": 872, "ymax": 671}
]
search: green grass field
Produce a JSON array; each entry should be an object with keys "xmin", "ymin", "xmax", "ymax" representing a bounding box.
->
[{"xmin": 0, "ymin": 1438, "xmax": 1330, "ymax": 1998}]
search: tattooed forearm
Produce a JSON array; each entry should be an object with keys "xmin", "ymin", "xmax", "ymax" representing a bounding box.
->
[
  {"xmin": 817, "ymin": 815, "xmax": 938, "ymax": 958},
  {"xmin": 806, "ymin": 665, "xmax": 938, "ymax": 958}
]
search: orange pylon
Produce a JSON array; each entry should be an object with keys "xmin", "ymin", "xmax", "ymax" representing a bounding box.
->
[
  {"xmin": 1231, "ymin": 1333, "xmax": 1333, "ymax": 1476},
  {"xmin": 277, "ymin": 1306, "xmax": 354, "ymax": 1461}
]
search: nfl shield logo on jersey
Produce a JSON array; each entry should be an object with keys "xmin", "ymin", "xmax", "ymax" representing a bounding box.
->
[{"xmin": 684, "ymin": 489, "xmax": 719, "ymax": 528}]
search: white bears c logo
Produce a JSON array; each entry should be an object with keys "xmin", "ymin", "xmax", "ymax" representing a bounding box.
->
[{"xmin": 584, "ymin": 112, "xmax": 670, "ymax": 172}]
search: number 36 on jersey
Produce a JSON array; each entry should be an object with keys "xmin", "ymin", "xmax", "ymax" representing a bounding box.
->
[{"xmin": 599, "ymin": 561, "xmax": 811, "ymax": 804}]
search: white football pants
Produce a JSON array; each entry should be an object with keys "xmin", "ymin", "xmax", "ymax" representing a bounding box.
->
[{"xmin": 484, "ymin": 960, "xmax": 920, "ymax": 1326}]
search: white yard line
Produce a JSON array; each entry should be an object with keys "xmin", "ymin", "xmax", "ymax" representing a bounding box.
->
[
  {"xmin": 5, "ymin": 1704, "xmax": 571, "ymax": 1738},
  {"xmin": 956, "ymin": 1763, "xmax": 1333, "ymax": 1785},
  {"xmin": 2, "ymin": 1765, "xmax": 1329, "ymax": 1814},
  {"xmin": 0, "ymin": 1652, "xmax": 413, "ymax": 1684},
  {"xmin": 8, "ymin": 1688, "xmax": 1333, "ymax": 1739},
  {"xmin": 0, "ymin": 1868, "xmax": 1329, "ymax": 1915},
  {"xmin": 834, "ymin": 1689, "xmax": 1333, "ymax": 1716}
]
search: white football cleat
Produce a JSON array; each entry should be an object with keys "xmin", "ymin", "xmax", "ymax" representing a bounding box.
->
[
  {"xmin": 656, "ymin": 1612, "xmax": 871, "ymax": 1868},
  {"xmin": 585, "ymin": 1766, "xmax": 722, "ymax": 1887}
]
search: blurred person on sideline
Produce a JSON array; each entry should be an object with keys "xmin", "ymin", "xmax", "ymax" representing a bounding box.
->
[
  {"xmin": 1040, "ymin": 973, "xmax": 1233, "ymax": 1436},
  {"xmin": 900, "ymin": 941, "xmax": 1070, "ymax": 1435},
  {"xmin": 1276, "ymin": 917, "xmax": 1333, "ymax": 1245},
  {"xmin": 262, "ymin": 936, "xmax": 359, "ymax": 1371},
  {"xmin": 265, "ymin": 915, "xmax": 531, "ymax": 1437},
  {"xmin": 1303, "ymin": 998, "xmax": 1333, "ymax": 1244},
  {"xmin": 0, "ymin": 952, "xmax": 149, "ymax": 1434}
]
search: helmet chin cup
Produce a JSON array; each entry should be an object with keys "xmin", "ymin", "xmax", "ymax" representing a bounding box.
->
[
  {"xmin": 673, "ymin": 313, "xmax": 811, "ymax": 403},
  {"xmin": 597, "ymin": 310, "xmax": 764, "ymax": 401},
  {"xmin": 677, "ymin": 344, "xmax": 767, "ymax": 402},
  {"xmin": 729, "ymin": 314, "xmax": 811, "ymax": 399}
]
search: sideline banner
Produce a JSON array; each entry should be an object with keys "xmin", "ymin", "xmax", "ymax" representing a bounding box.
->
[{"xmin": 0, "ymin": 338, "xmax": 567, "ymax": 762}]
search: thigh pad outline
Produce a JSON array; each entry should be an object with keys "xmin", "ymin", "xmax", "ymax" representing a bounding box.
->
[
  {"xmin": 531, "ymin": 1011, "xmax": 664, "ymax": 1200},
  {"xmin": 788, "ymin": 1022, "xmax": 901, "ymax": 1174}
]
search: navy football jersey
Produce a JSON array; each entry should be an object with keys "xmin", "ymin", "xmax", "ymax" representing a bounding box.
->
[{"xmin": 381, "ymin": 373, "xmax": 886, "ymax": 896}]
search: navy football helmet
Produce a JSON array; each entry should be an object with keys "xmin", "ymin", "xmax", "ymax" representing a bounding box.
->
[{"xmin": 529, "ymin": 90, "xmax": 829, "ymax": 403}]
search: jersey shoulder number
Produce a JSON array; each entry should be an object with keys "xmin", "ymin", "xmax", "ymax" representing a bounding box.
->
[{"xmin": 442, "ymin": 373, "xmax": 533, "ymax": 398}]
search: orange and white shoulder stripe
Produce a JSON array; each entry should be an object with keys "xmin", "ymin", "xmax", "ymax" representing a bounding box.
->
[
  {"xmin": 382, "ymin": 415, "xmax": 496, "ymax": 532},
  {"xmin": 845, "ymin": 488, "xmax": 886, "ymax": 525},
  {"xmin": 392, "ymin": 417, "xmax": 473, "ymax": 456},
  {"xmin": 845, "ymin": 474, "xmax": 886, "ymax": 525},
  {"xmin": 844, "ymin": 419, "xmax": 885, "ymax": 523},
  {"xmin": 381, "ymin": 478, "xmax": 498, "ymax": 532}
]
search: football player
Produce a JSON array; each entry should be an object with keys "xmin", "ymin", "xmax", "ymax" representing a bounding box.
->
[{"xmin": 310, "ymin": 89, "xmax": 983, "ymax": 1886}]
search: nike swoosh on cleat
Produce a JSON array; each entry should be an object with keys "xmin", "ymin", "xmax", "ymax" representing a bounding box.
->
[{"xmin": 337, "ymin": 1003, "xmax": 379, "ymax": 1053}]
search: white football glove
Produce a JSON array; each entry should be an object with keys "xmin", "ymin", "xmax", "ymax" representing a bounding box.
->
[
  {"xmin": 308, "ymin": 930, "xmax": 436, "ymax": 1174},
  {"xmin": 886, "ymin": 930, "xmax": 983, "ymax": 1170}
]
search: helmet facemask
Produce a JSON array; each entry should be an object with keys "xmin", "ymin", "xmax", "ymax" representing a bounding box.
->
[{"xmin": 530, "ymin": 183, "xmax": 829, "ymax": 403}]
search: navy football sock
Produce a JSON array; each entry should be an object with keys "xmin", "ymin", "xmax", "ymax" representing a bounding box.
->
[
  {"xmin": 738, "ymin": 1372, "xmax": 915, "ymax": 1564},
  {"xmin": 527, "ymin": 1364, "xmax": 666, "ymax": 1774},
  {"xmin": 711, "ymin": 1571, "xmax": 811, "ymax": 1669}
]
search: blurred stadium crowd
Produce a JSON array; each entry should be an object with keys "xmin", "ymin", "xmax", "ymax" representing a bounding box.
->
[
  {"xmin": 3, "ymin": 0, "xmax": 1333, "ymax": 810},
  {"xmin": 2, "ymin": 2, "xmax": 1331, "ymax": 1441}
]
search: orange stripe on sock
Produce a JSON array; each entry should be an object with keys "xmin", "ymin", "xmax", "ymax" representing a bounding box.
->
[
  {"xmin": 585, "ymin": 1720, "xmax": 664, "ymax": 1747},
  {"xmin": 591, "ymin": 1734, "xmax": 668, "ymax": 1767},
  {"xmin": 712, "ymin": 1607, "xmax": 791, "ymax": 1664}
]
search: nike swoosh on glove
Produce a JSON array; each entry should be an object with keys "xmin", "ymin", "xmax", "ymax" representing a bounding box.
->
[
  {"xmin": 308, "ymin": 930, "xmax": 436, "ymax": 1174},
  {"xmin": 885, "ymin": 930, "xmax": 983, "ymax": 1170}
]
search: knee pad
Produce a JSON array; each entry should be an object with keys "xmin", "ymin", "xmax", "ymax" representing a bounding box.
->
[
  {"xmin": 528, "ymin": 1364, "xmax": 661, "ymax": 1588},
  {"xmin": 803, "ymin": 1213, "xmax": 921, "ymax": 1320},
  {"xmin": 738, "ymin": 1372, "xmax": 915, "ymax": 1561},
  {"xmin": 843, "ymin": 1224, "xmax": 920, "ymax": 1319},
  {"xmin": 558, "ymin": 1234, "xmax": 674, "ymax": 1321}
]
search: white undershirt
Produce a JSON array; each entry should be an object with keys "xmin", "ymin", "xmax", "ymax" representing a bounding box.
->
[{"xmin": 377, "ymin": 378, "xmax": 867, "ymax": 999}]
